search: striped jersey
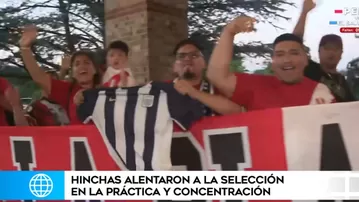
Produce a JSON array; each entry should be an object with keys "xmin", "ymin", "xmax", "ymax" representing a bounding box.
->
[{"xmin": 77, "ymin": 82, "xmax": 204, "ymax": 170}]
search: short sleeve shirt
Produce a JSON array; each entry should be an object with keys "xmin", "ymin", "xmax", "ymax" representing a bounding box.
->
[{"xmin": 231, "ymin": 73, "xmax": 335, "ymax": 111}]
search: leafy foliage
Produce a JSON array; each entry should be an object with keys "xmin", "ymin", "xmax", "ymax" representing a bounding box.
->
[
  {"xmin": 253, "ymin": 60, "xmax": 273, "ymax": 75},
  {"xmin": 188, "ymin": 0, "xmax": 295, "ymax": 58},
  {"xmin": 230, "ymin": 59, "xmax": 248, "ymax": 73},
  {"xmin": 0, "ymin": 0, "xmax": 104, "ymax": 69},
  {"xmin": 0, "ymin": 0, "xmax": 293, "ymax": 69}
]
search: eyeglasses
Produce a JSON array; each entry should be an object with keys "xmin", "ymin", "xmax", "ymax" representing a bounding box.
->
[{"xmin": 175, "ymin": 51, "xmax": 203, "ymax": 61}]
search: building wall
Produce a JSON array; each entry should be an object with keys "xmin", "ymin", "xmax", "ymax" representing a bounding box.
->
[{"xmin": 104, "ymin": 0, "xmax": 188, "ymax": 84}]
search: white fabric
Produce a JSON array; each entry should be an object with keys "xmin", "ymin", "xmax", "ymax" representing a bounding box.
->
[
  {"xmin": 309, "ymin": 83, "xmax": 336, "ymax": 105},
  {"xmin": 84, "ymin": 83, "xmax": 185, "ymax": 170},
  {"xmin": 282, "ymin": 102, "xmax": 359, "ymax": 170},
  {"xmin": 39, "ymin": 99, "xmax": 70, "ymax": 125},
  {"xmin": 102, "ymin": 67, "xmax": 137, "ymax": 87}
]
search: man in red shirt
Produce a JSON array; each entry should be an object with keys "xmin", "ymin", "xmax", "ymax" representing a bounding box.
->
[
  {"xmin": 171, "ymin": 39, "xmax": 243, "ymax": 116},
  {"xmin": 207, "ymin": 16, "xmax": 335, "ymax": 111}
]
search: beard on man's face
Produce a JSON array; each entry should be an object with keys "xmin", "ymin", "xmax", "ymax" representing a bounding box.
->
[{"xmin": 182, "ymin": 70, "xmax": 197, "ymax": 80}]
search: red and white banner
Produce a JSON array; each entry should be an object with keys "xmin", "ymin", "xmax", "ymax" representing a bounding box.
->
[{"xmin": 0, "ymin": 102, "xmax": 358, "ymax": 201}]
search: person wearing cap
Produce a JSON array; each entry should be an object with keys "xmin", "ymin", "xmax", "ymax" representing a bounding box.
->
[
  {"xmin": 207, "ymin": 16, "xmax": 335, "ymax": 111},
  {"xmin": 171, "ymin": 39, "xmax": 244, "ymax": 116},
  {"xmin": 293, "ymin": 0, "xmax": 356, "ymax": 102}
]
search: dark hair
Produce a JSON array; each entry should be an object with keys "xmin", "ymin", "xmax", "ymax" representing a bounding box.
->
[
  {"xmin": 173, "ymin": 39, "xmax": 203, "ymax": 55},
  {"xmin": 273, "ymin": 33, "xmax": 304, "ymax": 49},
  {"xmin": 70, "ymin": 50, "xmax": 101, "ymax": 86},
  {"xmin": 107, "ymin": 40, "xmax": 129, "ymax": 56},
  {"xmin": 319, "ymin": 34, "xmax": 343, "ymax": 49}
]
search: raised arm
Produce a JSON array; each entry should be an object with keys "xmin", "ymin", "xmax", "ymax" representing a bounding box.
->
[
  {"xmin": 207, "ymin": 16, "xmax": 256, "ymax": 98},
  {"xmin": 293, "ymin": 0, "xmax": 316, "ymax": 39},
  {"xmin": 19, "ymin": 25, "xmax": 51, "ymax": 95},
  {"xmin": 5, "ymin": 85, "xmax": 29, "ymax": 126},
  {"xmin": 58, "ymin": 55, "xmax": 71, "ymax": 80}
]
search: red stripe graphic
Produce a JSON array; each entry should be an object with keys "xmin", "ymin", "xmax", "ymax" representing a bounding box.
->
[
  {"xmin": 340, "ymin": 27, "xmax": 359, "ymax": 33},
  {"xmin": 334, "ymin": 9, "xmax": 343, "ymax": 14}
]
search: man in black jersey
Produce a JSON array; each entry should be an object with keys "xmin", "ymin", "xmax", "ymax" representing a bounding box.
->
[
  {"xmin": 293, "ymin": 0, "xmax": 356, "ymax": 102},
  {"xmin": 171, "ymin": 39, "xmax": 243, "ymax": 115},
  {"xmin": 76, "ymin": 82, "xmax": 204, "ymax": 170}
]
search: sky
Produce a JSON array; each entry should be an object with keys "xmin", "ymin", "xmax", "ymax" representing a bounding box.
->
[{"xmin": 239, "ymin": 0, "xmax": 359, "ymax": 71}]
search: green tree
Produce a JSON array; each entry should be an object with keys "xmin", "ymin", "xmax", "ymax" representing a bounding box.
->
[
  {"xmin": 253, "ymin": 61, "xmax": 273, "ymax": 75},
  {"xmin": 0, "ymin": 0, "xmax": 294, "ymax": 68},
  {"xmin": 188, "ymin": 0, "xmax": 294, "ymax": 58},
  {"xmin": 230, "ymin": 59, "xmax": 248, "ymax": 73},
  {"xmin": 0, "ymin": 0, "xmax": 104, "ymax": 69}
]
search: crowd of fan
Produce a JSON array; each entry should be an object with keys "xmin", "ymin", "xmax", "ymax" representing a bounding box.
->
[{"xmin": 0, "ymin": 0, "xmax": 355, "ymax": 127}]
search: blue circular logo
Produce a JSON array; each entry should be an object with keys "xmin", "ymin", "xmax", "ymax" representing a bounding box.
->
[{"xmin": 29, "ymin": 173, "xmax": 53, "ymax": 198}]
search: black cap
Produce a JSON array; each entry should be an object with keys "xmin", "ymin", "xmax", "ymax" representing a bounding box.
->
[
  {"xmin": 319, "ymin": 34, "xmax": 343, "ymax": 49},
  {"xmin": 273, "ymin": 33, "xmax": 303, "ymax": 48},
  {"xmin": 173, "ymin": 39, "xmax": 203, "ymax": 55}
]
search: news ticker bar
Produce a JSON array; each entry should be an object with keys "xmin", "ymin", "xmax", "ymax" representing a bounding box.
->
[
  {"xmin": 340, "ymin": 27, "xmax": 359, "ymax": 33},
  {"xmin": 1, "ymin": 171, "xmax": 359, "ymax": 200}
]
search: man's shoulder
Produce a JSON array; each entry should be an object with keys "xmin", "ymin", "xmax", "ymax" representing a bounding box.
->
[
  {"xmin": 305, "ymin": 60, "xmax": 324, "ymax": 81},
  {"xmin": 0, "ymin": 77, "xmax": 10, "ymax": 92},
  {"xmin": 0, "ymin": 77, "xmax": 9, "ymax": 82}
]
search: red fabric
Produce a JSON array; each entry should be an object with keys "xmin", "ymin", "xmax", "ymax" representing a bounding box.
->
[
  {"xmin": 0, "ymin": 78, "xmax": 10, "ymax": 126},
  {"xmin": 190, "ymin": 108, "xmax": 287, "ymax": 170},
  {"xmin": 48, "ymin": 79, "xmax": 83, "ymax": 125},
  {"xmin": 231, "ymin": 73, "xmax": 319, "ymax": 111},
  {"xmin": 28, "ymin": 100, "xmax": 58, "ymax": 126},
  {"xmin": 103, "ymin": 72, "xmax": 129, "ymax": 87},
  {"xmin": 0, "ymin": 108, "xmax": 288, "ymax": 202}
]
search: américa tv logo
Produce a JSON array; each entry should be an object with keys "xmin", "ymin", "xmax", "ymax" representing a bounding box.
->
[{"xmin": 29, "ymin": 173, "xmax": 54, "ymax": 198}]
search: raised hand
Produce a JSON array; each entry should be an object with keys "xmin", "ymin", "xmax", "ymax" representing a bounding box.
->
[
  {"xmin": 174, "ymin": 79, "xmax": 196, "ymax": 96},
  {"xmin": 119, "ymin": 70, "xmax": 128, "ymax": 86},
  {"xmin": 61, "ymin": 54, "xmax": 72, "ymax": 71},
  {"xmin": 73, "ymin": 89, "xmax": 85, "ymax": 106},
  {"xmin": 226, "ymin": 16, "xmax": 257, "ymax": 35},
  {"xmin": 303, "ymin": 0, "xmax": 316, "ymax": 13},
  {"xmin": 19, "ymin": 25, "xmax": 38, "ymax": 48}
]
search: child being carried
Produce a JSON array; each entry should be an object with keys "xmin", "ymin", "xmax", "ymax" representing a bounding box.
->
[{"xmin": 102, "ymin": 40, "xmax": 137, "ymax": 87}]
